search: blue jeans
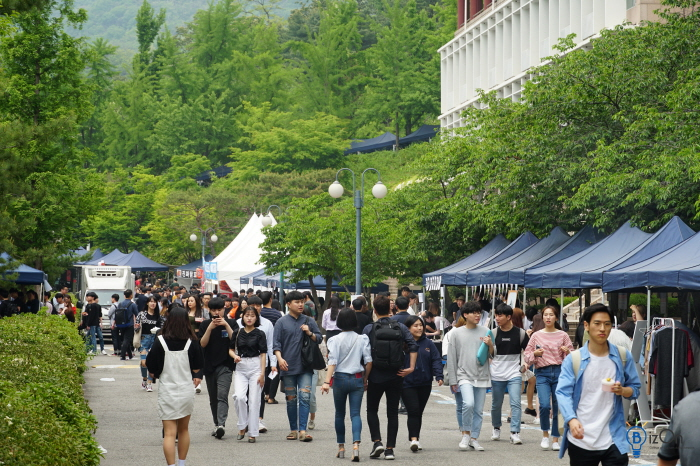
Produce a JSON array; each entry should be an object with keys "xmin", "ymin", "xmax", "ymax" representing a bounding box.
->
[
  {"xmin": 535, "ymin": 365, "xmax": 561, "ymax": 436},
  {"xmin": 282, "ymin": 372, "xmax": 313, "ymax": 431},
  {"xmin": 86, "ymin": 326, "xmax": 97, "ymax": 353},
  {"xmin": 332, "ymin": 372, "xmax": 364, "ymax": 444},
  {"xmin": 454, "ymin": 383, "xmax": 487, "ymax": 438},
  {"xmin": 309, "ymin": 369, "xmax": 318, "ymax": 414},
  {"xmin": 95, "ymin": 326, "xmax": 104, "ymax": 351},
  {"xmin": 491, "ymin": 376, "xmax": 523, "ymax": 433},
  {"xmin": 139, "ymin": 334, "xmax": 155, "ymax": 382}
]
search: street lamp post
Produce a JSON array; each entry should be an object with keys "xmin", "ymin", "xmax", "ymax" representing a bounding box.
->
[
  {"xmin": 261, "ymin": 205, "xmax": 285, "ymax": 303},
  {"xmin": 328, "ymin": 168, "xmax": 387, "ymax": 295},
  {"xmin": 189, "ymin": 228, "xmax": 218, "ymax": 271}
]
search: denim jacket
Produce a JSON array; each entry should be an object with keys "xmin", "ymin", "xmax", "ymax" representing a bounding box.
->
[{"xmin": 555, "ymin": 341, "xmax": 641, "ymax": 459}]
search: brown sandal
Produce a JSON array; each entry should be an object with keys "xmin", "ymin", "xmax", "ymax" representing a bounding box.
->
[
  {"xmin": 299, "ymin": 432, "xmax": 313, "ymax": 442},
  {"xmin": 286, "ymin": 431, "xmax": 298, "ymax": 440}
]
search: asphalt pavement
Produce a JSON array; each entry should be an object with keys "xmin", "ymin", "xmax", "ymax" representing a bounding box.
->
[{"xmin": 84, "ymin": 353, "xmax": 657, "ymax": 466}]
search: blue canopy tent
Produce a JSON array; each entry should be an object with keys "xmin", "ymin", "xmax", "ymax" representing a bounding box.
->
[
  {"xmin": 422, "ymin": 235, "xmax": 512, "ymax": 288},
  {"xmin": 108, "ymin": 250, "xmax": 169, "ymax": 272},
  {"xmin": 344, "ymin": 132, "xmax": 396, "ymax": 155},
  {"xmin": 290, "ymin": 276, "xmax": 389, "ymax": 293},
  {"xmin": 524, "ymin": 218, "xmax": 693, "ymax": 289},
  {"xmin": 177, "ymin": 255, "xmax": 213, "ymax": 272},
  {"xmin": 457, "ymin": 231, "xmax": 539, "ymax": 286},
  {"xmin": 466, "ymin": 227, "xmax": 571, "ymax": 286},
  {"xmin": 240, "ymin": 267, "xmax": 267, "ymax": 286},
  {"xmin": 503, "ymin": 226, "xmax": 605, "ymax": 285},
  {"xmin": 399, "ymin": 125, "xmax": 439, "ymax": 146},
  {"xmin": 82, "ymin": 248, "xmax": 126, "ymax": 266},
  {"xmin": 602, "ymin": 229, "xmax": 700, "ymax": 292},
  {"xmin": 0, "ymin": 253, "xmax": 47, "ymax": 285}
]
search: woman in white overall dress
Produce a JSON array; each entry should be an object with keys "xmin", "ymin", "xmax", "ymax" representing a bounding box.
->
[{"xmin": 147, "ymin": 307, "xmax": 204, "ymax": 466}]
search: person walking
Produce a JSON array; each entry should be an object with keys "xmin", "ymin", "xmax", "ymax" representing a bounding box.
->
[
  {"xmin": 260, "ymin": 291, "xmax": 282, "ymax": 407},
  {"xmin": 83, "ymin": 291, "xmax": 102, "ymax": 355},
  {"xmin": 138, "ymin": 296, "xmax": 163, "ymax": 392},
  {"xmin": 146, "ymin": 307, "xmax": 204, "ymax": 466},
  {"xmin": 362, "ymin": 295, "xmax": 418, "ymax": 460},
  {"xmin": 273, "ymin": 290, "xmax": 322, "ymax": 442},
  {"xmin": 198, "ymin": 297, "xmax": 237, "ymax": 439},
  {"xmin": 556, "ymin": 304, "xmax": 641, "ymax": 466},
  {"xmin": 524, "ymin": 305, "xmax": 573, "ymax": 452},
  {"xmin": 402, "ymin": 315, "xmax": 443, "ymax": 453},
  {"xmin": 185, "ymin": 294, "xmax": 206, "ymax": 394},
  {"xmin": 230, "ymin": 306, "xmax": 267, "ymax": 443},
  {"xmin": 321, "ymin": 308, "xmax": 372, "ymax": 461},
  {"xmin": 115, "ymin": 290, "xmax": 139, "ymax": 361},
  {"xmin": 489, "ymin": 303, "xmax": 529, "ymax": 445},
  {"xmin": 322, "ymin": 296, "xmax": 342, "ymax": 341},
  {"xmin": 447, "ymin": 301, "xmax": 493, "ymax": 452}
]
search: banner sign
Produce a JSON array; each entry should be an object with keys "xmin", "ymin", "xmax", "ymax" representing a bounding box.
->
[
  {"xmin": 204, "ymin": 262, "xmax": 218, "ymax": 280},
  {"xmin": 424, "ymin": 275, "xmax": 442, "ymax": 291},
  {"xmin": 176, "ymin": 269, "xmax": 199, "ymax": 279}
]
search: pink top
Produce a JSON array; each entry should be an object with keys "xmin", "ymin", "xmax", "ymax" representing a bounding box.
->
[{"xmin": 524, "ymin": 329, "xmax": 574, "ymax": 368}]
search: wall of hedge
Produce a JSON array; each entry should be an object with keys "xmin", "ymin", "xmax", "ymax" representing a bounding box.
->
[{"xmin": 0, "ymin": 314, "xmax": 102, "ymax": 466}]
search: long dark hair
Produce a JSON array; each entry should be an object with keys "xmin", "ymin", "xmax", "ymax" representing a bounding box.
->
[
  {"xmin": 146, "ymin": 296, "xmax": 158, "ymax": 314},
  {"xmin": 404, "ymin": 315, "xmax": 425, "ymax": 338},
  {"xmin": 185, "ymin": 294, "xmax": 202, "ymax": 318},
  {"xmin": 162, "ymin": 307, "xmax": 198, "ymax": 340},
  {"xmin": 329, "ymin": 296, "xmax": 341, "ymax": 321}
]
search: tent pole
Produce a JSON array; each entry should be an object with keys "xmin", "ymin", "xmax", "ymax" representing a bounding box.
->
[
  {"xmin": 466, "ymin": 285, "xmax": 469, "ymax": 302},
  {"xmin": 647, "ymin": 287, "xmax": 651, "ymax": 320},
  {"xmin": 523, "ymin": 287, "xmax": 527, "ymax": 309},
  {"xmin": 561, "ymin": 289, "xmax": 565, "ymax": 328},
  {"xmin": 440, "ymin": 285, "xmax": 445, "ymax": 319}
]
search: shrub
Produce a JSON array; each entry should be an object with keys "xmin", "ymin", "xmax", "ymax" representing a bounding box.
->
[{"xmin": 0, "ymin": 314, "xmax": 101, "ymax": 465}]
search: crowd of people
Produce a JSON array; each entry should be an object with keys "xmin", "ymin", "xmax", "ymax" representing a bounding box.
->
[{"xmin": 2, "ymin": 277, "xmax": 660, "ymax": 466}]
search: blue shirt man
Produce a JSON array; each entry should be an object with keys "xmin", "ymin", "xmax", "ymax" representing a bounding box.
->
[{"xmin": 556, "ymin": 304, "xmax": 641, "ymax": 464}]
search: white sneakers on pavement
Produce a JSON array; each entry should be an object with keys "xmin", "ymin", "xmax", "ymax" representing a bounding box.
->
[
  {"xmin": 195, "ymin": 384, "xmax": 201, "ymax": 394},
  {"xmin": 491, "ymin": 428, "xmax": 500, "ymax": 441},
  {"xmin": 510, "ymin": 433, "xmax": 522, "ymax": 444},
  {"xmin": 141, "ymin": 380, "xmax": 147, "ymax": 390},
  {"xmin": 146, "ymin": 382, "xmax": 153, "ymax": 392},
  {"xmin": 469, "ymin": 439, "xmax": 484, "ymax": 451},
  {"xmin": 459, "ymin": 435, "xmax": 470, "ymax": 451},
  {"xmin": 540, "ymin": 437, "xmax": 550, "ymax": 450},
  {"xmin": 410, "ymin": 440, "xmax": 420, "ymax": 452},
  {"xmin": 552, "ymin": 441, "xmax": 560, "ymax": 451}
]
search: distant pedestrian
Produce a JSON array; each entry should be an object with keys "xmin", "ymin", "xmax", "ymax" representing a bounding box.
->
[
  {"xmin": 138, "ymin": 296, "xmax": 163, "ymax": 392},
  {"xmin": 146, "ymin": 307, "xmax": 203, "ymax": 466},
  {"xmin": 116, "ymin": 290, "xmax": 139, "ymax": 361},
  {"xmin": 322, "ymin": 296, "xmax": 342, "ymax": 341},
  {"xmin": 321, "ymin": 308, "xmax": 373, "ymax": 461},
  {"xmin": 83, "ymin": 291, "xmax": 102, "ymax": 355}
]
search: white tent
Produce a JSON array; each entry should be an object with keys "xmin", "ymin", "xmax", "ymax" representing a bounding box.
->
[{"xmin": 214, "ymin": 213, "xmax": 276, "ymax": 291}]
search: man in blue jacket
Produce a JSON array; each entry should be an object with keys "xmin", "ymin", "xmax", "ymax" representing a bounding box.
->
[{"xmin": 556, "ymin": 304, "xmax": 641, "ymax": 465}]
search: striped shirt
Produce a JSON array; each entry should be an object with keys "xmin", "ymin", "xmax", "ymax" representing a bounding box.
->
[{"xmin": 524, "ymin": 329, "xmax": 573, "ymax": 368}]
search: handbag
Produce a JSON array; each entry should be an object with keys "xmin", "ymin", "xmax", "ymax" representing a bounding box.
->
[
  {"xmin": 133, "ymin": 325, "xmax": 142, "ymax": 348},
  {"xmin": 301, "ymin": 317, "xmax": 326, "ymax": 370},
  {"xmin": 476, "ymin": 329, "xmax": 493, "ymax": 366}
]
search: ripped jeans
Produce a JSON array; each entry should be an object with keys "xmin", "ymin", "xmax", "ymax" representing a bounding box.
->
[{"xmin": 282, "ymin": 372, "xmax": 313, "ymax": 431}]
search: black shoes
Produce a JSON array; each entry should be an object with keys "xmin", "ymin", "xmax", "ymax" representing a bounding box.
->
[
  {"xmin": 369, "ymin": 441, "xmax": 385, "ymax": 458},
  {"xmin": 384, "ymin": 449, "xmax": 395, "ymax": 460},
  {"xmin": 524, "ymin": 408, "xmax": 537, "ymax": 417}
]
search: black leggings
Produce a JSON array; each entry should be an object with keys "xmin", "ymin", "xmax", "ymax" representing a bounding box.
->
[
  {"xmin": 120, "ymin": 326, "xmax": 134, "ymax": 359},
  {"xmin": 401, "ymin": 385, "xmax": 432, "ymax": 440}
]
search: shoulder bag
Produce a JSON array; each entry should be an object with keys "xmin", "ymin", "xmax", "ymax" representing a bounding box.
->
[{"xmin": 301, "ymin": 317, "xmax": 327, "ymax": 371}]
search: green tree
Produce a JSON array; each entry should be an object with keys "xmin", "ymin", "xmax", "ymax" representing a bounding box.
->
[
  {"xmin": 81, "ymin": 37, "xmax": 118, "ymax": 153},
  {"xmin": 134, "ymin": 0, "xmax": 166, "ymax": 67}
]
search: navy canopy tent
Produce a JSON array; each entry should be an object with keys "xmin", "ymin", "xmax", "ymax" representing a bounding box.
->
[
  {"xmin": 344, "ymin": 132, "xmax": 396, "ymax": 155},
  {"xmin": 603, "ymin": 229, "xmax": 700, "ymax": 292},
  {"xmin": 422, "ymin": 235, "xmax": 511, "ymax": 288},
  {"xmin": 504, "ymin": 226, "xmax": 605, "ymax": 285},
  {"xmin": 524, "ymin": 218, "xmax": 693, "ymax": 289},
  {"xmin": 82, "ymin": 248, "xmax": 126, "ymax": 266},
  {"xmin": 240, "ymin": 267, "xmax": 267, "ymax": 286},
  {"xmin": 95, "ymin": 250, "xmax": 168, "ymax": 272},
  {"xmin": 466, "ymin": 227, "xmax": 571, "ymax": 286},
  {"xmin": 0, "ymin": 253, "xmax": 47, "ymax": 285},
  {"xmin": 399, "ymin": 125, "xmax": 439, "ymax": 146},
  {"xmin": 177, "ymin": 255, "xmax": 213, "ymax": 271},
  {"xmin": 291, "ymin": 276, "xmax": 389, "ymax": 293}
]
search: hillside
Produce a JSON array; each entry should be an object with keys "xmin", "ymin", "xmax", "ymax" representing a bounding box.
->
[{"xmin": 72, "ymin": 0, "xmax": 301, "ymax": 60}]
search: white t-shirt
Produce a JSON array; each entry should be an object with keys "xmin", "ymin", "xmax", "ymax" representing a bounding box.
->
[{"xmin": 568, "ymin": 354, "xmax": 616, "ymax": 451}]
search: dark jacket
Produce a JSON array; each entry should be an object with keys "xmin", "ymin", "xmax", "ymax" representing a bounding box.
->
[
  {"xmin": 391, "ymin": 311, "xmax": 411, "ymax": 325},
  {"xmin": 403, "ymin": 335, "xmax": 444, "ymax": 389},
  {"xmin": 260, "ymin": 307, "xmax": 282, "ymax": 326}
]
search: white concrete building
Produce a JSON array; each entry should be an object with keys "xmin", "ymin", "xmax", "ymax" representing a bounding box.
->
[{"xmin": 439, "ymin": 0, "xmax": 663, "ymax": 129}]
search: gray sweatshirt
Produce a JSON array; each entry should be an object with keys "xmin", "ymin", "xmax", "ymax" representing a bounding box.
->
[{"xmin": 446, "ymin": 325, "xmax": 491, "ymax": 388}]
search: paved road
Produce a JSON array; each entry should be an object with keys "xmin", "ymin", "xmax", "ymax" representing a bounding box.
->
[{"xmin": 85, "ymin": 354, "xmax": 656, "ymax": 465}]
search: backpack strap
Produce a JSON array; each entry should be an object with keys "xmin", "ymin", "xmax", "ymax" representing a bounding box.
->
[{"xmin": 158, "ymin": 335, "xmax": 168, "ymax": 352}]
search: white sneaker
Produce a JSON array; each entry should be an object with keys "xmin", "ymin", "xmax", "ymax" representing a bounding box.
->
[
  {"xmin": 416, "ymin": 441, "xmax": 422, "ymax": 451},
  {"xmin": 459, "ymin": 434, "xmax": 470, "ymax": 451},
  {"xmin": 469, "ymin": 439, "xmax": 484, "ymax": 451},
  {"xmin": 101, "ymin": 350, "xmax": 107, "ymax": 355},
  {"xmin": 510, "ymin": 432, "xmax": 522, "ymax": 444},
  {"xmin": 146, "ymin": 382, "xmax": 153, "ymax": 392},
  {"xmin": 551, "ymin": 441, "xmax": 560, "ymax": 451},
  {"xmin": 533, "ymin": 417, "xmax": 540, "ymax": 425},
  {"xmin": 258, "ymin": 420, "xmax": 267, "ymax": 433},
  {"xmin": 410, "ymin": 440, "xmax": 419, "ymax": 452},
  {"xmin": 308, "ymin": 419, "xmax": 315, "ymax": 430},
  {"xmin": 141, "ymin": 380, "xmax": 147, "ymax": 390},
  {"xmin": 195, "ymin": 384, "xmax": 201, "ymax": 394},
  {"xmin": 540, "ymin": 437, "xmax": 550, "ymax": 450},
  {"xmin": 491, "ymin": 428, "xmax": 500, "ymax": 441}
]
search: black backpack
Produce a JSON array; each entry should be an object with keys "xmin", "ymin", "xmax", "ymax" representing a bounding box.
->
[
  {"xmin": 114, "ymin": 303, "xmax": 132, "ymax": 327},
  {"xmin": 0, "ymin": 301, "xmax": 19, "ymax": 318},
  {"xmin": 370, "ymin": 319, "xmax": 405, "ymax": 371}
]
